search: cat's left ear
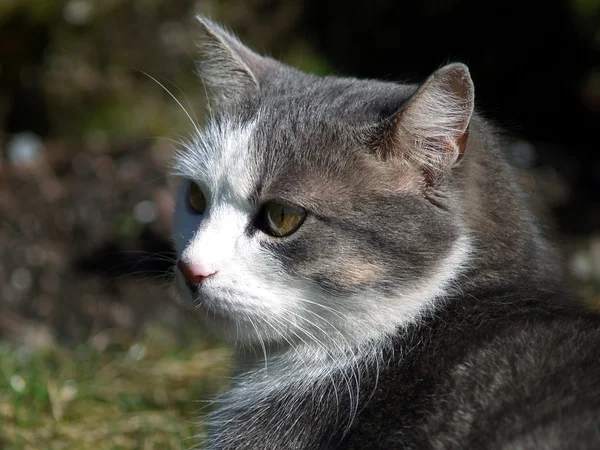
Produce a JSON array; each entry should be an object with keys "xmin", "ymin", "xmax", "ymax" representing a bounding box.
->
[
  {"xmin": 196, "ymin": 16, "xmax": 272, "ymax": 108},
  {"xmin": 378, "ymin": 63, "xmax": 474, "ymax": 184}
]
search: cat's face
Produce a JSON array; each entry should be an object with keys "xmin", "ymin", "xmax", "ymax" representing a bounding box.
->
[{"xmin": 171, "ymin": 18, "xmax": 474, "ymax": 350}]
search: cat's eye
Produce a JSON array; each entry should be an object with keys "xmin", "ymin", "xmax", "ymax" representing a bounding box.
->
[
  {"xmin": 187, "ymin": 181, "xmax": 207, "ymax": 215},
  {"xmin": 259, "ymin": 202, "xmax": 307, "ymax": 237}
]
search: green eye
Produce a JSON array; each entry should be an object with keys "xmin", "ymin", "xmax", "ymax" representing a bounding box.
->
[
  {"xmin": 187, "ymin": 181, "xmax": 207, "ymax": 215},
  {"xmin": 261, "ymin": 202, "xmax": 307, "ymax": 237}
]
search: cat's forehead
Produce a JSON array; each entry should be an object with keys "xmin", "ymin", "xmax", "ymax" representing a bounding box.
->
[
  {"xmin": 250, "ymin": 78, "xmax": 417, "ymax": 196},
  {"xmin": 175, "ymin": 76, "xmax": 417, "ymax": 206},
  {"xmin": 177, "ymin": 114, "xmax": 351, "ymax": 209},
  {"xmin": 248, "ymin": 75, "xmax": 416, "ymax": 169},
  {"xmin": 259, "ymin": 74, "xmax": 415, "ymax": 128}
]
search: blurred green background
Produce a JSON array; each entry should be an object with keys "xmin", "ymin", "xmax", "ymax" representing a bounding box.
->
[{"xmin": 0, "ymin": 0, "xmax": 598, "ymax": 448}]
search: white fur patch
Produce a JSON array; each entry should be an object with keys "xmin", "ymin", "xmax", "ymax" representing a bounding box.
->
[{"xmin": 172, "ymin": 119, "xmax": 314, "ymax": 341}]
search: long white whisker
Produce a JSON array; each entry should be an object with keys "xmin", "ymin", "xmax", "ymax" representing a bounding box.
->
[
  {"xmin": 159, "ymin": 77, "xmax": 202, "ymax": 132},
  {"xmin": 247, "ymin": 316, "xmax": 268, "ymax": 370},
  {"xmin": 270, "ymin": 312, "xmax": 349, "ymax": 426},
  {"xmin": 135, "ymin": 69, "xmax": 203, "ymax": 138},
  {"xmin": 284, "ymin": 308, "xmax": 362, "ymax": 429},
  {"xmin": 297, "ymin": 297, "xmax": 347, "ymax": 320}
]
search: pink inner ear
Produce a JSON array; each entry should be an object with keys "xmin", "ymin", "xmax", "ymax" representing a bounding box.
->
[
  {"xmin": 373, "ymin": 63, "xmax": 474, "ymax": 184},
  {"xmin": 422, "ymin": 126, "xmax": 469, "ymax": 187},
  {"xmin": 455, "ymin": 127, "xmax": 470, "ymax": 164}
]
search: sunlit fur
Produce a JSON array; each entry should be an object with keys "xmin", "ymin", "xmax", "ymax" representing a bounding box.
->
[{"xmin": 166, "ymin": 17, "xmax": 600, "ymax": 450}]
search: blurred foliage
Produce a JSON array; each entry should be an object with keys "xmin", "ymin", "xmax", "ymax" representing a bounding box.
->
[
  {"xmin": 571, "ymin": 0, "xmax": 600, "ymax": 18},
  {"xmin": 0, "ymin": 0, "xmax": 329, "ymax": 144},
  {"xmin": 1, "ymin": 0, "xmax": 204, "ymax": 141},
  {"xmin": 0, "ymin": 0, "xmax": 65, "ymax": 20}
]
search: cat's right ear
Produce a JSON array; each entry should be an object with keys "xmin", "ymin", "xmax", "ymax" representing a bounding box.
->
[
  {"xmin": 373, "ymin": 63, "xmax": 475, "ymax": 186},
  {"xmin": 196, "ymin": 16, "xmax": 270, "ymax": 108}
]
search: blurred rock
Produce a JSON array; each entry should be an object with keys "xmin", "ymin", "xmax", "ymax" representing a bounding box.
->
[
  {"xmin": 63, "ymin": 1, "xmax": 94, "ymax": 26},
  {"xmin": 7, "ymin": 131, "xmax": 43, "ymax": 167},
  {"xmin": 569, "ymin": 235, "xmax": 600, "ymax": 283},
  {"xmin": 0, "ymin": 310, "xmax": 55, "ymax": 352},
  {"xmin": 10, "ymin": 267, "xmax": 32, "ymax": 292},
  {"xmin": 134, "ymin": 200, "xmax": 158, "ymax": 224}
]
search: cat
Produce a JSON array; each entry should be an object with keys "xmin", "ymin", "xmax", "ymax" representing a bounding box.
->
[{"xmin": 170, "ymin": 16, "xmax": 600, "ymax": 450}]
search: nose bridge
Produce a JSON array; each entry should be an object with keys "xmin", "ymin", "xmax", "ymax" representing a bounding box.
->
[{"xmin": 181, "ymin": 204, "xmax": 245, "ymax": 269}]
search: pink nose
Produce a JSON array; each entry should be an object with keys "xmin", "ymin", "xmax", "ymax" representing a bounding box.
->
[{"xmin": 177, "ymin": 260, "xmax": 217, "ymax": 287}]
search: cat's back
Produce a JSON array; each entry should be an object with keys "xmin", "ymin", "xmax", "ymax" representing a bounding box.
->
[{"xmin": 339, "ymin": 289, "xmax": 600, "ymax": 449}]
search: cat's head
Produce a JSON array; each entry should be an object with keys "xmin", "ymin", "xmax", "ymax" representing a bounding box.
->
[{"xmin": 171, "ymin": 17, "xmax": 474, "ymax": 351}]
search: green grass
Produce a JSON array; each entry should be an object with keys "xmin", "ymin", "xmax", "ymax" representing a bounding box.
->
[{"xmin": 0, "ymin": 326, "xmax": 231, "ymax": 450}]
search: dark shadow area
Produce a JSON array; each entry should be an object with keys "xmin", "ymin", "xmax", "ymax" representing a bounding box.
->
[
  {"xmin": 75, "ymin": 226, "xmax": 176, "ymax": 282},
  {"xmin": 304, "ymin": 0, "xmax": 600, "ymax": 234}
]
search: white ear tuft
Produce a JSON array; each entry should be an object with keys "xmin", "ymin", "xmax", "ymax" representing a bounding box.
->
[{"xmin": 392, "ymin": 63, "xmax": 475, "ymax": 183}]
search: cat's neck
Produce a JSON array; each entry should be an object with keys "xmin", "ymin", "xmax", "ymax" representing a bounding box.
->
[
  {"xmin": 204, "ymin": 285, "xmax": 582, "ymax": 450},
  {"xmin": 204, "ymin": 338, "xmax": 391, "ymax": 450},
  {"xmin": 454, "ymin": 117, "xmax": 560, "ymax": 290}
]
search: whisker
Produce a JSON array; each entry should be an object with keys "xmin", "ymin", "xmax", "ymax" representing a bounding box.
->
[
  {"xmin": 284, "ymin": 309, "xmax": 361, "ymax": 420},
  {"xmin": 134, "ymin": 69, "xmax": 203, "ymax": 138},
  {"xmin": 158, "ymin": 77, "xmax": 202, "ymax": 131}
]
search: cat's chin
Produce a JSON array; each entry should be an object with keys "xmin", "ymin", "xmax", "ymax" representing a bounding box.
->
[
  {"xmin": 184, "ymin": 289, "xmax": 261, "ymax": 319},
  {"xmin": 183, "ymin": 293, "xmax": 248, "ymax": 340},
  {"xmin": 196, "ymin": 306, "xmax": 278, "ymax": 345},
  {"xmin": 176, "ymin": 282, "xmax": 271, "ymax": 341}
]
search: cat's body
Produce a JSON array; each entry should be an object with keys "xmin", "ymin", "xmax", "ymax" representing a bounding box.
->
[
  {"xmin": 170, "ymin": 17, "xmax": 600, "ymax": 449},
  {"xmin": 207, "ymin": 289, "xmax": 600, "ymax": 450},
  {"xmin": 343, "ymin": 291, "xmax": 600, "ymax": 450}
]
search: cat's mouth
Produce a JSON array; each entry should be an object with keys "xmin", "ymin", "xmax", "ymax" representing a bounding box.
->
[{"xmin": 175, "ymin": 272, "xmax": 263, "ymax": 318}]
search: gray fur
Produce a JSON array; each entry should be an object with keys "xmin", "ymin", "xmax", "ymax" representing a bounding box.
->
[{"xmin": 170, "ymin": 17, "xmax": 600, "ymax": 450}]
